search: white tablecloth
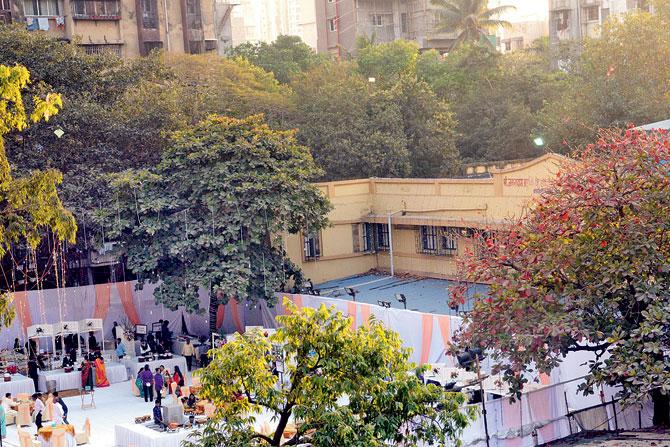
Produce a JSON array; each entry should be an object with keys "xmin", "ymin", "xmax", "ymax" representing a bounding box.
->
[
  {"xmin": 114, "ymin": 423, "xmax": 192, "ymax": 447},
  {"xmin": 38, "ymin": 370, "xmax": 81, "ymax": 392},
  {"xmin": 123, "ymin": 356, "xmax": 188, "ymax": 378},
  {"xmin": 38, "ymin": 432, "xmax": 76, "ymax": 447},
  {"xmin": 0, "ymin": 374, "xmax": 35, "ymax": 396},
  {"xmin": 38, "ymin": 362, "xmax": 128, "ymax": 391}
]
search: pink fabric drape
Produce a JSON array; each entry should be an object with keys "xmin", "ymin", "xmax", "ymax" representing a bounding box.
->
[
  {"xmin": 93, "ymin": 284, "xmax": 111, "ymax": 320},
  {"xmin": 420, "ymin": 314, "xmax": 433, "ymax": 364},
  {"xmin": 501, "ymin": 399, "xmax": 524, "ymax": 447},
  {"xmin": 229, "ymin": 299, "xmax": 243, "ymax": 333},
  {"xmin": 216, "ymin": 304, "xmax": 225, "ymax": 330},
  {"xmin": 292, "ymin": 294, "xmax": 303, "ymax": 311},
  {"xmin": 530, "ymin": 388, "xmax": 556, "ymax": 441},
  {"xmin": 359, "ymin": 303, "xmax": 371, "ymax": 327},
  {"xmin": 12, "ymin": 291, "xmax": 31, "ymax": 332},
  {"xmin": 540, "ymin": 373, "xmax": 551, "ymax": 385},
  {"xmin": 437, "ymin": 315, "xmax": 451, "ymax": 348},
  {"xmin": 115, "ymin": 281, "xmax": 140, "ymax": 325},
  {"xmin": 347, "ymin": 302, "xmax": 357, "ymax": 331}
]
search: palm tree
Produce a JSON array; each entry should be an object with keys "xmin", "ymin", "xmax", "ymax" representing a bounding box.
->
[{"xmin": 431, "ymin": 0, "xmax": 516, "ymax": 49}]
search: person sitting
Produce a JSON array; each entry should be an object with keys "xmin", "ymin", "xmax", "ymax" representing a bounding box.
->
[
  {"xmin": 115, "ymin": 340, "xmax": 126, "ymax": 359},
  {"xmin": 88, "ymin": 332, "xmax": 98, "ymax": 351},
  {"xmin": 153, "ymin": 400, "xmax": 165, "ymax": 429},
  {"xmin": 13, "ymin": 338, "xmax": 23, "ymax": 354},
  {"xmin": 52, "ymin": 392, "xmax": 68, "ymax": 424},
  {"xmin": 155, "ymin": 341, "xmax": 165, "ymax": 355},
  {"xmin": 139, "ymin": 341, "xmax": 151, "ymax": 356},
  {"xmin": 185, "ymin": 393, "xmax": 196, "ymax": 409},
  {"xmin": 61, "ymin": 354, "xmax": 74, "ymax": 369},
  {"xmin": 1, "ymin": 394, "xmax": 17, "ymax": 420},
  {"xmin": 147, "ymin": 333, "xmax": 157, "ymax": 352}
]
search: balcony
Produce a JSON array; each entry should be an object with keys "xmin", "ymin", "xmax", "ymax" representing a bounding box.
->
[{"xmin": 550, "ymin": 0, "xmax": 572, "ymax": 11}]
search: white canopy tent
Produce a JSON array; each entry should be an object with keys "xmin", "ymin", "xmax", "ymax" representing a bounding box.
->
[
  {"xmin": 26, "ymin": 323, "xmax": 56, "ymax": 368},
  {"xmin": 79, "ymin": 318, "xmax": 104, "ymax": 353},
  {"xmin": 53, "ymin": 321, "xmax": 81, "ymax": 356}
]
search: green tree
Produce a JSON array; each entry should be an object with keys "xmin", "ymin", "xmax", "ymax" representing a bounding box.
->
[
  {"xmin": 227, "ymin": 35, "xmax": 325, "ymax": 84},
  {"xmin": 356, "ymin": 40, "xmax": 419, "ymax": 85},
  {"xmin": 430, "ymin": 0, "xmax": 514, "ymax": 49},
  {"xmin": 450, "ymin": 130, "xmax": 670, "ymax": 424},
  {"xmin": 0, "ymin": 64, "xmax": 77, "ymax": 326},
  {"xmin": 538, "ymin": 12, "xmax": 670, "ymax": 150},
  {"xmin": 104, "ymin": 115, "xmax": 330, "ymax": 331},
  {"xmin": 187, "ymin": 301, "xmax": 471, "ymax": 447}
]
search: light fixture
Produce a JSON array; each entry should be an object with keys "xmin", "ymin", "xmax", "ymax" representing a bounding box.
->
[
  {"xmin": 54, "ymin": 128, "xmax": 65, "ymax": 138},
  {"xmin": 368, "ymin": 77, "xmax": 376, "ymax": 83},
  {"xmin": 533, "ymin": 136, "xmax": 545, "ymax": 147},
  {"xmin": 378, "ymin": 300, "xmax": 391, "ymax": 308},
  {"xmin": 345, "ymin": 287, "xmax": 357, "ymax": 301},
  {"xmin": 395, "ymin": 293, "xmax": 407, "ymax": 310}
]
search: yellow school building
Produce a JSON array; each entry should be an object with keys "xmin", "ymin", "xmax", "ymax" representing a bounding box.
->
[{"xmin": 285, "ymin": 154, "xmax": 564, "ymax": 284}]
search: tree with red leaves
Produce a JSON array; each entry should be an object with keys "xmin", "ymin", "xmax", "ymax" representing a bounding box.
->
[{"xmin": 451, "ymin": 129, "xmax": 670, "ymax": 425}]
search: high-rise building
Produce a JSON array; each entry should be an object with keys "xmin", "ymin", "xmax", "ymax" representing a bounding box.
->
[
  {"xmin": 314, "ymin": 0, "xmax": 457, "ymax": 57},
  {"xmin": 229, "ymin": 0, "xmax": 315, "ymax": 47},
  {"xmin": 548, "ymin": 0, "xmax": 651, "ymax": 47},
  {"xmin": 3, "ymin": 0, "xmax": 232, "ymax": 57},
  {"xmin": 496, "ymin": 20, "xmax": 548, "ymax": 53}
]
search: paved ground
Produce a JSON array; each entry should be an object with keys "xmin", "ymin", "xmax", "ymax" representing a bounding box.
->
[{"xmin": 547, "ymin": 429, "xmax": 670, "ymax": 446}]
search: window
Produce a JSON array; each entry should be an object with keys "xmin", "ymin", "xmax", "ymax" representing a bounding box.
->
[
  {"xmin": 352, "ymin": 223, "xmax": 374, "ymax": 253},
  {"xmin": 418, "ymin": 226, "xmax": 458, "ymax": 256},
  {"xmin": 503, "ymin": 40, "xmax": 511, "ymax": 51},
  {"xmin": 400, "ymin": 12, "xmax": 408, "ymax": 33},
  {"xmin": 82, "ymin": 43, "xmax": 122, "ymax": 56},
  {"xmin": 188, "ymin": 40, "xmax": 203, "ymax": 54},
  {"xmin": 328, "ymin": 18, "xmax": 336, "ymax": 32},
  {"xmin": 555, "ymin": 10, "xmax": 570, "ymax": 31},
  {"xmin": 303, "ymin": 233, "xmax": 321, "ymax": 260},
  {"xmin": 420, "ymin": 226, "xmax": 438, "ymax": 253},
  {"xmin": 141, "ymin": 0, "xmax": 157, "ymax": 28},
  {"xmin": 362, "ymin": 223, "xmax": 374, "ymax": 252},
  {"xmin": 23, "ymin": 0, "xmax": 60, "ymax": 16},
  {"xmin": 72, "ymin": 0, "xmax": 120, "ymax": 18},
  {"xmin": 186, "ymin": 0, "xmax": 202, "ymax": 30},
  {"xmin": 584, "ymin": 5, "xmax": 599, "ymax": 22},
  {"xmin": 371, "ymin": 14, "xmax": 382, "ymax": 26},
  {"xmin": 376, "ymin": 223, "xmax": 389, "ymax": 250},
  {"xmin": 143, "ymin": 41, "xmax": 163, "ymax": 54}
]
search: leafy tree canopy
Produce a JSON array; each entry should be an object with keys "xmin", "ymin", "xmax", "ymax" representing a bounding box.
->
[
  {"xmin": 356, "ymin": 39, "xmax": 419, "ymax": 85},
  {"xmin": 431, "ymin": 0, "xmax": 514, "ymax": 49},
  {"xmin": 227, "ymin": 35, "xmax": 325, "ymax": 84},
  {"xmin": 104, "ymin": 115, "xmax": 330, "ymax": 325},
  {"xmin": 451, "ymin": 130, "xmax": 670, "ymax": 424},
  {"xmin": 187, "ymin": 301, "xmax": 472, "ymax": 447},
  {"xmin": 538, "ymin": 12, "xmax": 670, "ymax": 150},
  {"xmin": 0, "ymin": 64, "xmax": 76, "ymax": 325}
]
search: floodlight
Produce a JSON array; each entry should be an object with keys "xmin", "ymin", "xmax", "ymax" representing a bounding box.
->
[{"xmin": 395, "ymin": 293, "xmax": 407, "ymax": 309}]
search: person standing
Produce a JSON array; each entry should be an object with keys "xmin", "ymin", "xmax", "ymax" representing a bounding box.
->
[
  {"xmin": 181, "ymin": 339, "xmax": 194, "ymax": 372},
  {"xmin": 32, "ymin": 393, "xmax": 44, "ymax": 430},
  {"xmin": 115, "ymin": 339, "xmax": 126, "ymax": 359},
  {"xmin": 53, "ymin": 392, "xmax": 68, "ymax": 424},
  {"xmin": 153, "ymin": 368, "xmax": 164, "ymax": 404},
  {"xmin": 112, "ymin": 322, "xmax": 120, "ymax": 348},
  {"xmin": 27, "ymin": 358, "xmax": 39, "ymax": 392},
  {"xmin": 0, "ymin": 401, "xmax": 6, "ymax": 441},
  {"xmin": 1, "ymin": 393, "xmax": 16, "ymax": 421},
  {"xmin": 140, "ymin": 365, "xmax": 154, "ymax": 403}
]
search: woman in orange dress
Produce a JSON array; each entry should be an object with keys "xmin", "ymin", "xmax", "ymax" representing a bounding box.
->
[{"xmin": 93, "ymin": 357, "xmax": 110, "ymax": 387}]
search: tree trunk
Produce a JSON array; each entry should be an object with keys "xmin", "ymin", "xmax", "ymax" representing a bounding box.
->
[
  {"xmin": 208, "ymin": 288, "xmax": 219, "ymax": 335},
  {"xmin": 652, "ymin": 389, "xmax": 669, "ymax": 426}
]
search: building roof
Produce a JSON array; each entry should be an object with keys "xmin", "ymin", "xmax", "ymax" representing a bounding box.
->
[
  {"xmin": 315, "ymin": 273, "xmax": 489, "ymax": 316},
  {"xmin": 635, "ymin": 119, "xmax": 670, "ymax": 131}
]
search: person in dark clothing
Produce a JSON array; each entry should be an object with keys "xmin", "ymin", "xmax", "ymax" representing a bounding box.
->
[
  {"xmin": 13, "ymin": 338, "xmax": 22, "ymax": 354},
  {"xmin": 161, "ymin": 321, "xmax": 171, "ymax": 350},
  {"xmin": 88, "ymin": 332, "xmax": 98, "ymax": 351},
  {"xmin": 27, "ymin": 359, "xmax": 39, "ymax": 391},
  {"xmin": 61, "ymin": 354, "xmax": 74, "ymax": 369},
  {"xmin": 153, "ymin": 400, "xmax": 165, "ymax": 429},
  {"xmin": 52, "ymin": 392, "xmax": 68, "ymax": 424},
  {"xmin": 139, "ymin": 365, "xmax": 154, "ymax": 403}
]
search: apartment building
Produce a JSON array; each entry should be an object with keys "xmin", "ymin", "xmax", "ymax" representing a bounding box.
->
[
  {"xmin": 285, "ymin": 154, "xmax": 563, "ymax": 284},
  {"xmin": 549, "ymin": 0, "xmax": 651, "ymax": 47},
  {"xmin": 2, "ymin": 0, "xmax": 231, "ymax": 57},
  {"xmin": 315, "ymin": 0, "xmax": 457, "ymax": 56},
  {"xmin": 229, "ymin": 0, "xmax": 313, "ymax": 47},
  {"xmin": 496, "ymin": 20, "xmax": 548, "ymax": 53}
]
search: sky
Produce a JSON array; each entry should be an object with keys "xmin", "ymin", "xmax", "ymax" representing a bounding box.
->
[{"xmin": 490, "ymin": 0, "xmax": 549, "ymax": 22}]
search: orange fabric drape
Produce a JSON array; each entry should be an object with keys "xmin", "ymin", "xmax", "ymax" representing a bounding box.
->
[
  {"xmin": 216, "ymin": 304, "xmax": 225, "ymax": 330},
  {"xmin": 437, "ymin": 315, "xmax": 452, "ymax": 349},
  {"xmin": 93, "ymin": 284, "xmax": 111, "ymax": 320},
  {"xmin": 420, "ymin": 314, "xmax": 434, "ymax": 364},
  {"xmin": 347, "ymin": 302, "xmax": 357, "ymax": 331},
  {"xmin": 359, "ymin": 303, "xmax": 371, "ymax": 327},
  {"xmin": 115, "ymin": 281, "xmax": 140, "ymax": 325},
  {"xmin": 292, "ymin": 294, "xmax": 303, "ymax": 311},
  {"xmin": 229, "ymin": 299, "xmax": 243, "ymax": 333},
  {"xmin": 12, "ymin": 291, "xmax": 31, "ymax": 332}
]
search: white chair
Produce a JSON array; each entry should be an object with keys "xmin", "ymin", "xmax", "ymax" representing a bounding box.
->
[{"xmin": 75, "ymin": 417, "xmax": 91, "ymax": 445}]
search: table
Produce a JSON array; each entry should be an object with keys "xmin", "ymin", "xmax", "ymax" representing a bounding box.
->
[
  {"xmin": 123, "ymin": 356, "xmax": 188, "ymax": 377},
  {"xmin": 38, "ymin": 424, "xmax": 76, "ymax": 447},
  {"xmin": 114, "ymin": 423, "xmax": 193, "ymax": 447},
  {"xmin": 38, "ymin": 362, "xmax": 128, "ymax": 392},
  {"xmin": 0, "ymin": 374, "xmax": 36, "ymax": 396}
]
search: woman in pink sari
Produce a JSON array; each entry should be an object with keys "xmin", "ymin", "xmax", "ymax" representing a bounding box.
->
[{"xmin": 94, "ymin": 358, "xmax": 110, "ymax": 387}]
